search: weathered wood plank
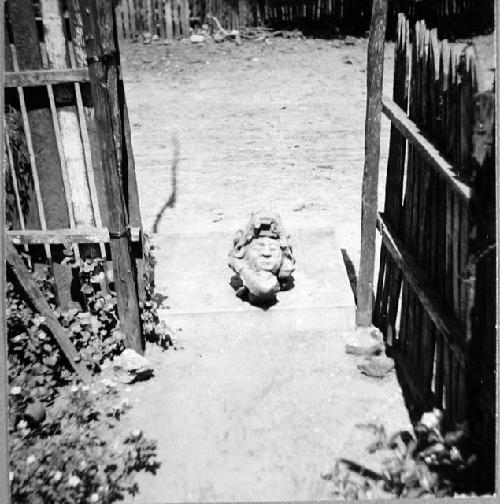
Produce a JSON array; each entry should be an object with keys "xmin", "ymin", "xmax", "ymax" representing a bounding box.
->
[
  {"xmin": 165, "ymin": 0, "xmax": 174, "ymax": 40},
  {"xmin": 172, "ymin": 0, "xmax": 180, "ymax": 38},
  {"xmin": 434, "ymin": 331, "xmax": 444, "ymax": 407},
  {"xmin": 8, "ymin": 1, "xmax": 70, "ymax": 233},
  {"xmin": 121, "ymin": 0, "xmax": 131, "ymax": 38},
  {"xmin": 79, "ymin": 0, "xmax": 143, "ymax": 354},
  {"xmin": 7, "ymin": 227, "xmax": 141, "ymax": 245},
  {"xmin": 180, "ymin": 0, "xmax": 190, "ymax": 36},
  {"xmin": 0, "ymin": 3, "xmax": 11, "ymax": 499},
  {"xmin": 6, "ymin": 239, "xmax": 91, "ymax": 383},
  {"xmin": 67, "ymin": 1, "xmax": 109, "ymax": 229},
  {"xmin": 41, "ymin": 0, "xmax": 97, "ymax": 309},
  {"xmin": 356, "ymin": 0, "xmax": 388, "ymax": 327},
  {"xmin": 158, "ymin": 0, "xmax": 166, "ymax": 38},
  {"xmin": 129, "ymin": 0, "xmax": 137, "ymax": 37},
  {"xmin": 382, "ymin": 97, "xmax": 471, "ymax": 201},
  {"xmin": 4, "ymin": 68, "xmax": 90, "ymax": 87}
]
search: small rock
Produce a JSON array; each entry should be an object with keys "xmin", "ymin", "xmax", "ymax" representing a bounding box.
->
[
  {"xmin": 113, "ymin": 349, "xmax": 154, "ymax": 383},
  {"xmin": 213, "ymin": 32, "xmax": 225, "ymax": 43},
  {"xmin": 190, "ymin": 34, "xmax": 205, "ymax": 44},
  {"xmin": 229, "ymin": 29, "xmax": 241, "ymax": 45},
  {"xmin": 345, "ymin": 341, "xmax": 384, "ymax": 356},
  {"xmin": 152, "ymin": 34, "xmax": 160, "ymax": 41},
  {"xmin": 25, "ymin": 400, "xmax": 46, "ymax": 426},
  {"xmin": 358, "ymin": 355, "xmax": 395, "ymax": 378}
]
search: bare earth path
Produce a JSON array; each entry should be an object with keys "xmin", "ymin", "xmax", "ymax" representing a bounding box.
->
[
  {"xmin": 117, "ymin": 36, "xmax": 412, "ymax": 503},
  {"xmin": 117, "ymin": 34, "xmax": 493, "ymax": 502}
]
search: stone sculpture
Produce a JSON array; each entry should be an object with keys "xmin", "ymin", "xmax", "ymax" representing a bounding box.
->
[{"xmin": 228, "ymin": 211, "xmax": 295, "ymax": 304}]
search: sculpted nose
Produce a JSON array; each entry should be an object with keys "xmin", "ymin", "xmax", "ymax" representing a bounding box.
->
[{"xmin": 261, "ymin": 244, "xmax": 272, "ymax": 256}]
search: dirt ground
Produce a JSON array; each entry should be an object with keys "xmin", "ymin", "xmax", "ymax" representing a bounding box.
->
[
  {"xmin": 118, "ymin": 32, "xmax": 494, "ymax": 502},
  {"xmin": 122, "ymin": 34, "xmax": 395, "ymax": 273},
  {"xmin": 121, "ymin": 32, "xmax": 494, "ymax": 273}
]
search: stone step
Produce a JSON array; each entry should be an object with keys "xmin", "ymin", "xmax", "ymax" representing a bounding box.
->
[{"xmin": 152, "ymin": 226, "xmax": 356, "ymax": 337}]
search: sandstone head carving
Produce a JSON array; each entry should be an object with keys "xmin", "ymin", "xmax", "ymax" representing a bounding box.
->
[{"xmin": 228, "ymin": 211, "xmax": 295, "ymax": 304}]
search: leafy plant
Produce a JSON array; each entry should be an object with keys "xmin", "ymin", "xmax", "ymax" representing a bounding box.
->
[
  {"xmin": 8, "ymin": 246, "xmax": 166, "ymax": 502},
  {"xmin": 9, "ymin": 382, "xmax": 160, "ymax": 504},
  {"xmin": 322, "ymin": 409, "xmax": 487, "ymax": 499}
]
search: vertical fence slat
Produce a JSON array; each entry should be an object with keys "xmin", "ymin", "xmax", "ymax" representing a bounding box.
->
[
  {"xmin": 79, "ymin": 0, "xmax": 143, "ymax": 353},
  {"xmin": 356, "ymin": 0, "xmax": 388, "ymax": 326},
  {"xmin": 165, "ymin": 0, "xmax": 174, "ymax": 39},
  {"xmin": 172, "ymin": 0, "xmax": 180, "ymax": 37},
  {"xmin": 159, "ymin": 0, "xmax": 166, "ymax": 38}
]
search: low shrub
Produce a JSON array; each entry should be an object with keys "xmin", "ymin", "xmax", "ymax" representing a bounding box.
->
[
  {"xmin": 9, "ymin": 382, "xmax": 159, "ymax": 504},
  {"xmin": 322, "ymin": 409, "xmax": 487, "ymax": 499},
  {"xmin": 8, "ymin": 247, "xmax": 166, "ymax": 503}
]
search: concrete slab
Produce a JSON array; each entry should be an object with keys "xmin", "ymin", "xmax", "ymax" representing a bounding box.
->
[{"xmin": 152, "ymin": 226, "xmax": 356, "ymax": 335}]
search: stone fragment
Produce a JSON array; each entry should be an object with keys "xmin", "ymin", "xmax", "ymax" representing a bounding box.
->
[
  {"xmin": 357, "ymin": 355, "xmax": 395, "ymax": 378},
  {"xmin": 213, "ymin": 32, "xmax": 225, "ymax": 43},
  {"xmin": 25, "ymin": 400, "xmax": 46, "ymax": 426},
  {"xmin": 112, "ymin": 349, "xmax": 154, "ymax": 383},
  {"xmin": 190, "ymin": 34, "xmax": 205, "ymax": 44}
]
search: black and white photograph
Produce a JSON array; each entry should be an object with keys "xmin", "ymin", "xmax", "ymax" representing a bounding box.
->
[{"xmin": 0, "ymin": 0, "xmax": 498, "ymax": 502}]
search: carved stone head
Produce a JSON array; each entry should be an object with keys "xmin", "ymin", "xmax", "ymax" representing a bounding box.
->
[{"xmin": 228, "ymin": 211, "xmax": 295, "ymax": 303}]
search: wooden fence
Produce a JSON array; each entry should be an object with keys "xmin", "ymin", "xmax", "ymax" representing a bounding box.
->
[
  {"xmin": 4, "ymin": 0, "xmax": 145, "ymax": 356},
  {"xmin": 373, "ymin": 14, "xmax": 495, "ymax": 466},
  {"xmin": 114, "ymin": 0, "xmax": 493, "ymax": 39}
]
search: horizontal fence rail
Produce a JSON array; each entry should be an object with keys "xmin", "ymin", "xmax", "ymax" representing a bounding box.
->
[{"xmin": 374, "ymin": 13, "xmax": 495, "ymax": 466}]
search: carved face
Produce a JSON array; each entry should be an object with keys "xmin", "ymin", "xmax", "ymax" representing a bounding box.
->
[{"xmin": 245, "ymin": 237, "xmax": 283, "ymax": 274}]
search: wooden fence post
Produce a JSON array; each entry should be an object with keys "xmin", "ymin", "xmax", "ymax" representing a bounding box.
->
[
  {"xmin": 78, "ymin": 0, "xmax": 144, "ymax": 354},
  {"xmin": 0, "ymin": 0, "xmax": 12, "ymax": 500},
  {"xmin": 356, "ymin": 0, "xmax": 388, "ymax": 327}
]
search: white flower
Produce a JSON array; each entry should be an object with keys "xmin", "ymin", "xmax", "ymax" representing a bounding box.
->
[
  {"xmin": 17, "ymin": 420, "xmax": 28, "ymax": 430},
  {"xmin": 33, "ymin": 316, "xmax": 46, "ymax": 326},
  {"xmin": 450, "ymin": 446, "xmax": 463, "ymax": 463},
  {"xmin": 420, "ymin": 408, "xmax": 443, "ymax": 431},
  {"xmin": 101, "ymin": 378, "xmax": 116, "ymax": 388},
  {"xmin": 38, "ymin": 330, "xmax": 47, "ymax": 340},
  {"xmin": 90, "ymin": 494, "xmax": 99, "ymax": 503},
  {"xmin": 10, "ymin": 386, "xmax": 22, "ymax": 395},
  {"xmin": 26, "ymin": 455, "xmax": 36, "ymax": 465},
  {"xmin": 67, "ymin": 475, "xmax": 81, "ymax": 487},
  {"xmin": 53, "ymin": 471, "xmax": 62, "ymax": 482}
]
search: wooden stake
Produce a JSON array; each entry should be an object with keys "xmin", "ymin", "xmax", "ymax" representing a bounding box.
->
[
  {"xmin": 78, "ymin": 0, "xmax": 144, "ymax": 354},
  {"xmin": 0, "ymin": 1, "xmax": 12, "ymax": 500},
  {"xmin": 356, "ymin": 0, "xmax": 388, "ymax": 326}
]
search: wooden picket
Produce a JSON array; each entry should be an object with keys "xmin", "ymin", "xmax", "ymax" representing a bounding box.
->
[
  {"xmin": 116, "ymin": 0, "xmax": 191, "ymax": 39},
  {"xmin": 374, "ymin": 14, "xmax": 495, "ymax": 463}
]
